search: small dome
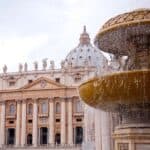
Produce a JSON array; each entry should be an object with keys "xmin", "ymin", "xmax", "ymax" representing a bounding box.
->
[{"xmin": 64, "ymin": 26, "xmax": 107, "ymax": 69}]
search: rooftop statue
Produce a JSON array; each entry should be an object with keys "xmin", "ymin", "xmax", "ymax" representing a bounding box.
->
[
  {"xmin": 42, "ymin": 58, "xmax": 47, "ymax": 70},
  {"xmin": 19, "ymin": 63, "xmax": 23, "ymax": 73},
  {"xmin": 33, "ymin": 61, "xmax": 38, "ymax": 71},
  {"xmin": 24, "ymin": 63, "xmax": 28, "ymax": 72},
  {"xmin": 3, "ymin": 65, "xmax": 7, "ymax": 74},
  {"xmin": 50, "ymin": 60, "xmax": 54, "ymax": 70}
]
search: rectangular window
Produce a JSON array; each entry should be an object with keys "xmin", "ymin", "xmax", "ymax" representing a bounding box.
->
[
  {"xmin": 9, "ymin": 120, "xmax": 14, "ymax": 124},
  {"xmin": 28, "ymin": 80, "xmax": 33, "ymax": 83},
  {"xmin": 28, "ymin": 120, "xmax": 32, "ymax": 123},
  {"xmin": 76, "ymin": 118, "xmax": 82, "ymax": 122},
  {"xmin": 9, "ymin": 82, "xmax": 15, "ymax": 86},
  {"xmin": 74, "ymin": 77, "xmax": 81, "ymax": 82},
  {"xmin": 56, "ymin": 119, "xmax": 60, "ymax": 122},
  {"xmin": 55, "ymin": 78, "xmax": 60, "ymax": 83}
]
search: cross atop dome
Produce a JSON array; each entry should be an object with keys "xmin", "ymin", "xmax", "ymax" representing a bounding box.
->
[{"xmin": 79, "ymin": 25, "xmax": 90, "ymax": 45}]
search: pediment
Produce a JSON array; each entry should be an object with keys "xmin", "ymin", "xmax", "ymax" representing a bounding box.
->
[{"xmin": 20, "ymin": 77, "xmax": 66, "ymax": 90}]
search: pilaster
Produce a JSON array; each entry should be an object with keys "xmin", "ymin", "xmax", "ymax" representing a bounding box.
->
[
  {"xmin": 33, "ymin": 99, "xmax": 38, "ymax": 147},
  {"xmin": 21, "ymin": 100, "xmax": 26, "ymax": 146},
  {"xmin": 61, "ymin": 97, "xmax": 66, "ymax": 145}
]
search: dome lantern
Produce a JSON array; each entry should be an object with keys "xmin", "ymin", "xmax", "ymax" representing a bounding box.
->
[{"xmin": 79, "ymin": 25, "xmax": 91, "ymax": 45}]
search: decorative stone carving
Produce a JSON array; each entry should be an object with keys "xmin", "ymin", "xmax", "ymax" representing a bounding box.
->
[
  {"xmin": 108, "ymin": 55, "xmax": 129, "ymax": 71},
  {"xmin": 3, "ymin": 65, "xmax": 7, "ymax": 74},
  {"xmin": 40, "ymin": 80, "xmax": 47, "ymax": 88},
  {"xmin": 108, "ymin": 55, "xmax": 121, "ymax": 71}
]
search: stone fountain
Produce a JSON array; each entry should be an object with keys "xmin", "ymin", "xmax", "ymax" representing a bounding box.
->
[{"xmin": 79, "ymin": 9, "xmax": 150, "ymax": 150}]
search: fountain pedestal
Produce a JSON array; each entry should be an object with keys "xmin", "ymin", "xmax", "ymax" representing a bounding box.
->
[
  {"xmin": 114, "ymin": 127, "xmax": 150, "ymax": 150},
  {"xmin": 114, "ymin": 103, "xmax": 150, "ymax": 150}
]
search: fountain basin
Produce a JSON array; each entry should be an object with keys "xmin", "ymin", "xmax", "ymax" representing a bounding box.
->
[
  {"xmin": 94, "ymin": 9, "xmax": 150, "ymax": 55},
  {"xmin": 79, "ymin": 70, "xmax": 150, "ymax": 111}
]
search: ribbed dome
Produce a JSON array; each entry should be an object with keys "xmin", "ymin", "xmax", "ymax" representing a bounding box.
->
[{"xmin": 64, "ymin": 26, "xmax": 107, "ymax": 69}]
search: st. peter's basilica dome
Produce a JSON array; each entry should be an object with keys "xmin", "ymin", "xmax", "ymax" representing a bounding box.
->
[{"xmin": 64, "ymin": 26, "xmax": 107, "ymax": 69}]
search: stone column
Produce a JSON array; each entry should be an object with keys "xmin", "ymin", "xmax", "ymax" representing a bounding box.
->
[
  {"xmin": 68, "ymin": 98, "xmax": 73, "ymax": 145},
  {"xmin": 0, "ymin": 102, "xmax": 6, "ymax": 147},
  {"xmin": 21, "ymin": 100, "xmax": 26, "ymax": 146},
  {"xmin": 61, "ymin": 98, "xmax": 66, "ymax": 145},
  {"xmin": 101, "ymin": 111, "xmax": 111, "ymax": 150},
  {"xmin": 84, "ymin": 106, "xmax": 88, "ymax": 143},
  {"xmin": 16, "ymin": 101, "xmax": 21, "ymax": 146},
  {"xmin": 33, "ymin": 100, "xmax": 38, "ymax": 147},
  {"xmin": 95, "ymin": 109, "xmax": 112, "ymax": 150},
  {"xmin": 49, "ymin": 98, "xmax": 54, "ymax": 145},
  {"xmin": 95, "ymin": 109, "xmax": 102, "ymax": 150}
]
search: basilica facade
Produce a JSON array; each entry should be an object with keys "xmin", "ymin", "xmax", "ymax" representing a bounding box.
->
[{"xmin": 0, "ymin": 27, "xmax": 111, "ymax": 150}]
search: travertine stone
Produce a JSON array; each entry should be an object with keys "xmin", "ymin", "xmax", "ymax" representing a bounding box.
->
[
  {"xmin": 21, "ymin": 100, "xmax": 26, "ymax": 146},
  {"xmin": 49, "ymin": 98, "xmax": 54, "ymax": 145},
  {"xmin": 68, "ymin": 99, "xmax": 73, "ymax": 145},
  {"xmin": 33, "ymin": 99, "xmax": 38, "ymax": 147},
  {"xmin": 16, "ymin": 101, "xmax": 21, "ymax": 146},
  {"xmin": 61, "ymin": 98, "xmax": 66, "ymax": 144},
  {"xmin": 0, "ymin": 102, "xmax": 6, "ymax": 147}
]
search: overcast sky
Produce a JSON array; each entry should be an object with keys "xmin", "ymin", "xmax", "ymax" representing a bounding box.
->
[{"xmin": 0, "ymin": 0, "xmax": 149, "ymax": 72}]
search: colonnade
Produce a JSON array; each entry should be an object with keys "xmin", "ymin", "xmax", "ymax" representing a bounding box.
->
[{"xmin": 0, "ymin": 97, "xmax": 74, "ymax": 147}]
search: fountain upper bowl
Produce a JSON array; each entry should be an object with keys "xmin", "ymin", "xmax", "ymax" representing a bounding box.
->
[
  {"xmin": 94, "ymin": 8, "xmax": 150, "ymax": 55},
  {"xmin": 79, "ymin": 70, "xmax": 150, "ymax": 111}
]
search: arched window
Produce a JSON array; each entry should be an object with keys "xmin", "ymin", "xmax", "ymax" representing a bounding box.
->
[
  {"xmin": 56, "ymin": 102, "xmax": 60, "ymax": 113},
  {"xmin": 41, "ymin": 102, "xmax": 48, "ymax": 114},
  {"xmin": 76, "ymin": 101, "xmax": 82, "ymax": 113},
  {"xmin": 28, "ymin": 103, "xmax": 33, "ymax": 115},
  {"xmin": 9, "ymin": 104, "xmax": 15, "ymax": 115}
]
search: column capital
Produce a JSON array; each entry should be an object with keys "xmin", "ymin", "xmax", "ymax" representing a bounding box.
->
[
  {"xmin": 48, "ymin": 97, "xmax": 54, "ymax": 102},
  {"xmin": 0, "ymin": 101, "xmax": 5, "ymax": 105},
  {"xmin": 33, "ymin": 99, "xmax": 38, "ymax": 103},
  {"xmin": 15, "ymin": 99, "xmax": 22, "ymax": 103},
  {"xmin": 37, "ymin": 97, "xmax": 48, "ymax": 100},
  {"xmin": 67, "ymin": 97, "xmax": 73, "ymax": 101},
  {"xmin": 22, "ymin": 99, "xmax": 27, "ymax": 104},
  {"xmin": 60, "ymin": 97, "xmax": 67, "ymax": 101}
]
